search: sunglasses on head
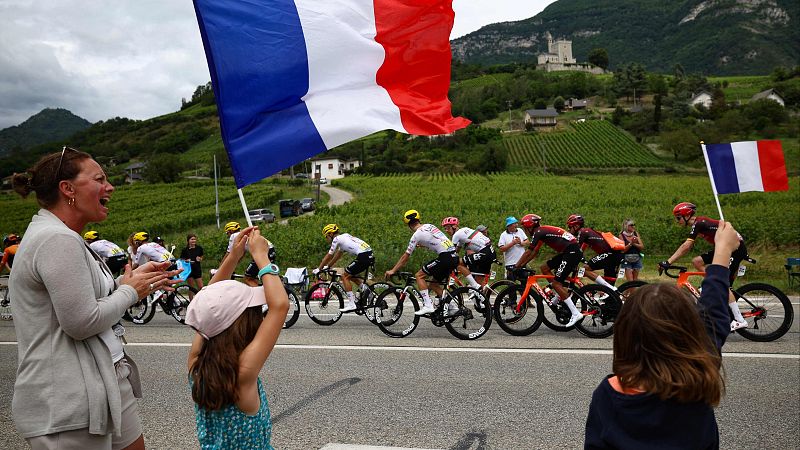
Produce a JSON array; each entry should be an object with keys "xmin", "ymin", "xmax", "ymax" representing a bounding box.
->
[{"xmin": 55, "ymin": 146, "xmax": 78, "ymax": 182}]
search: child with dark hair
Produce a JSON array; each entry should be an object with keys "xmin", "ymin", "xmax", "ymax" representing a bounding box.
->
[
  {"xmin": 187, "ymin": 227, "xmax": 288, "ymax": 449},
  {"xmin": 585, "ymin": 220, "xmax": 741, "ymax": 450}
]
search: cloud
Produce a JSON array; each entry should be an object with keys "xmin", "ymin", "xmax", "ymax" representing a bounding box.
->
[{"xmin": 0, "ymin": 0, "xmax": 209, "ymax": 128}]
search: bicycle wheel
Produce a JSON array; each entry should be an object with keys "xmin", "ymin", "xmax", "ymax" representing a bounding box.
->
[
  {"xmin": 361, "ymin": 282, "xmax": 390, "ymax": 324},
  {"xmin": 444, "ymin": 287, "xmax": 492, "ymax": 340},
  {"xmin": 304, "ymin": 281, "xmax": 343, "ymax": 326},
  {"xmin": 541, "ymin": 294, "xmax": 578, "ymax": 332},
  {"xmin": 131, "ymin": 295, "xmax": 156, "ymax": 325},
  {"xmin": 493, "ymin": 285, "xmax": 542, "ymax": 336},
  {"xmin": 283, "ymin": 285, "xmax": 301, "ymax": 329},
  {"xmin": 374, "ymin": 287, "xmax": 420, "ymax": 338},
  {"xmin": 574, "ymin": 284, "xmax": 619, "ymax": 339},
  {"xmin": 0, "ymin": 285, "xmax": 11, "ymax": 320},
  {"xmin": 167, "ymin": 285, "xmax": 197, "ymax": 323},
  {"xmin": 617, "ymin": 280, "xmax": 647, "ymax": 301},
  {"xmin": 483, "ymin": 280, "xmax": 515, "ymax": 316},
  {"xmin": 733, "ymin": 283, "xmax": 793, "ymax": 342}
]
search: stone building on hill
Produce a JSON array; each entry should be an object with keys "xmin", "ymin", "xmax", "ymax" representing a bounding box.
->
[{"xmin": 537, "ymin": 32, "xmax": 604, "ymax": 74}]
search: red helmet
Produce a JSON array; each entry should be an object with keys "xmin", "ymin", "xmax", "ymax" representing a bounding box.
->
[
  {"xmin": 441, "ymin": 216, "xmax": 459, "ymax": 227},
  {"xmin": 566, "ymin": 214, "xmax": 584, "ymax": 228},
  {"xmin": 520, "ymin": 214, "xmax": 541, "ymax": 228},
  {"xmin": 673, "ymin": 202, "xmax": 697, "ymax": 218}
]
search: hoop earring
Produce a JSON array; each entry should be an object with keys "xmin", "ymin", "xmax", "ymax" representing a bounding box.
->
[{"xmin": 68, "ymin": 197, "xmax": 75, "ymax": 207}]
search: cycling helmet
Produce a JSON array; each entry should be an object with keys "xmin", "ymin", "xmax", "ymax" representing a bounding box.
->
[
  {"xmin": 673, "ymin": 202, "xmax": 697, "ymax": 218},
  {"xmin": 505, "ymin": 216, "xmax": 518, "ymax": 227},
  {"xmin": 4, "ymin": 234, "xmax": 20, "ymax": 245},
  {"xmin": 132, "ymin": 232, "xmax": 149, "ymax": 242},
  {"xmin": 566, "ymin": 214, "xmax": 584, "ymax": 228},
  {"xmin": 520, "ymin": 214, "xmax": 541, "ymax": 228},
  {"xmin": 83, "ymin": 231, "xmax": 99, "ymax": 241},
  {"xmin": 441, "ymin": 216, "xmax": 459, "ymax": 227},
  {"xmin": 322, "ymin": 223, "xmax": 340, "ymax": 237},
  {"xmin": 403, "ymin": 209, "xmax": 420, "ymax": 224},
  {"xmin": 224, "ymin": 221, "xmax": 241, "ymax": 233}
]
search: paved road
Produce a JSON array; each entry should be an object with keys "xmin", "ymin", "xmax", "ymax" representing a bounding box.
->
[
  {"xmin": 321, "ymin": 184, "xmax": 353, "ymax": 206},
  {"xmin": 1, "ymin": 301, "xmax": 798, "ymax": 450}
]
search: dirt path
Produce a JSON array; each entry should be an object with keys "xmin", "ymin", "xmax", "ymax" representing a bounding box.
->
[{"xmin": 320, "ymin": 184, "xmax": 352, "ymax": 206}]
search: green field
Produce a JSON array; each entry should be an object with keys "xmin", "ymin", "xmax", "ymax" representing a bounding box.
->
[
  {"xmin": 504, "ymin": 120, "xmax": 665, "ymax": 169},
  {"xmin": 2, "ymin": 173, "xmax": 797, "ymax": 290},
  {"xmin": 707, "ymin": 75, "xmax": 772, "ymax": 102}
]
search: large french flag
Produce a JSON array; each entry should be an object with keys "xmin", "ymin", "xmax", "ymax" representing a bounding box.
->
[
  {"xmin": 193, "ymin": 0, "xmax": 470, "ymax": 188},
  {"xmin": 702, "ymin": 140, "xmax": 789, "ymax": 194}
]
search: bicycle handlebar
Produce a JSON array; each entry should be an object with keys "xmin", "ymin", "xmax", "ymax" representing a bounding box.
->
[
  {"xmin": 658, "ymin": 264, "xmax": 687, "ymax": 279},
  {"xmin": 389, "ymin": 271, "xmax": 415, "ymax": 285}
]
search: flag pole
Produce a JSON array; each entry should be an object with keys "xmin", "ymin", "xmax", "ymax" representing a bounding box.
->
[
  {"xmin": 237, "ymin": 188, "xmax": 253, "ymax": 227},
  {"xmin": 699, "ymin": 141, "xmax": 725, "ymax": 221}
]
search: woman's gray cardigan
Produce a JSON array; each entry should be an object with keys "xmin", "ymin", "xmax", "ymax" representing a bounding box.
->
[{"xmin": 10, "ymin": 209, "xmax": 141, "ymax": 438}]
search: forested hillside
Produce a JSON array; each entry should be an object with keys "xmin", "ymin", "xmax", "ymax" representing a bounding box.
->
[{"xmin": 0, "ymin": 108, "xmax": 91, "ymax": 156}]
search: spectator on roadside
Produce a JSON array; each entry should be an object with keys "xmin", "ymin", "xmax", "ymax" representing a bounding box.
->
[
  {"xmin": 584, "ymin": 221, "xmax": 739, "ymax": 450},
  {"xmin": 181, "ymin": 233, "xmax": 205, "ymax": 296},
  {"xmin": 619, "ymin": 219, "xmax": 644, "ymax": 281},
  {"xmin": 497, "ymin": 217, "xmax": 529, "ymax": 281},
  {"xmin": 187, "ymin": 226, "xmax": 287, "ymax": 449},
  {"xmin": 9, "ymin": 147, "xmax": 173, "ymax": 449}
]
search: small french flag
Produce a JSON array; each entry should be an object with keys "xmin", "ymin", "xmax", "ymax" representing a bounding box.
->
[{"xmin": 702, "ymin": 140, "xmax": 789, "ymax": 194}]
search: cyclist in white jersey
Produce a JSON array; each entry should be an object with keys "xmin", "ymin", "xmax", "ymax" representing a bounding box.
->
[
  {"xmin": 385, "ymin": 210, "xmax": 459, "ymax": 316},
  {"xmin": 441, "ymin": 216, "xmax": 496, "ymax": 290},
  {"xmin": 315, "ymin": 224, "xmax": 375, "ymax": 312},
  {"xmin": 223, "ymin": 222, "xmax": 278, "ymax": 282},
  {"xmin": 84, "ymin": 230, "xmax": 127, "ymax": 275},
  {"xmin": 130, "ymin": 232, "xmax": 173, "ymax": 268}
]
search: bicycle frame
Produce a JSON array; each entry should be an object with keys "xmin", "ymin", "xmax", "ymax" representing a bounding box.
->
[{"xmin": 666, "ymin": 266, "xmax": 763, "ymax": 321}]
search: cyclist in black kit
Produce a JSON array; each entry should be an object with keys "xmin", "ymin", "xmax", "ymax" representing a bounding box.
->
[{"xmin": 566, "ymin": 214, "xmax": 623, "ymax": 291}]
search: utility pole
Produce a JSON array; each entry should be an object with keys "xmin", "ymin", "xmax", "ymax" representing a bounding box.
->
[{"xmin": 507, "ymin": 100, "xmax": 513, "ymax": 131}]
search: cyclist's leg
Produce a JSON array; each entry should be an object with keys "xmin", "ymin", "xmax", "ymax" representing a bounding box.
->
[
  {"xmin": 547, "ymin": 248, "xmax": 583, "ymax": 325},
  {"xmin": 341, "ymin": 254, "xmax": 369, "ymax": 312},
  {"xmin": 728, "ymin": 243, "xmax": 749, "ymax": 327},
  {"xmin": 586, "ymin": 252, "xmax": 621, "ymax": 290},
  {"xmin": 458, "ymin": 255, "xmax": 481, "ymax": 289}
]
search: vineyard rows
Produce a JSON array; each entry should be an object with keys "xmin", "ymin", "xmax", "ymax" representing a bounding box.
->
[{"xmin": 504, "ymin": 121, "xmax": 665, "ymax": 169}]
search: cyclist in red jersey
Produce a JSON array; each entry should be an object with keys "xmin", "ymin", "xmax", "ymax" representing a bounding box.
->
[
  {"xmin": 514, "ymin": 214, "xmax": 584, "ymax": 327},
  {"xmin": 661, "ymin": 202, "xmax": 749, "ymax": 331},
  {"xmin": 1, "ymin": 234, "xmax": 21, "ymax": 275},
  {"xmin": 566, "ymin": 214, "xmax": 623, "ymax": 291}
]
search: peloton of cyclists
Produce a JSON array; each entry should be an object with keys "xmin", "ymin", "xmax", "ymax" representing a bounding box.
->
[
  {"xmin": 661, "ymin": 202, "xmax": 750, "ymax": 331},
  {"xmin": 385, "ymin": 210, "xmax": 459, "ymax": 316},
  {"xmin": 514, "ymin": 213, "xmax": 584, "ymax": 328},
  {"xmin": 565, "ymin": 214, "xmax": 623, "ymax": 291},
  {"xmin": 314, "ymin": 224, "xmax": 375, "ymax": 313},
  {"xmin": 84, "ymin": 230, "xmax": 128, "ymax": 276},
  {"xmin": 441, "ymin": 216, "xmax": 496, "ymax": 291}
]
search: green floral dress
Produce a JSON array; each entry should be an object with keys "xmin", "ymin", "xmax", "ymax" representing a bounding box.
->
[{"xmin": 193, "ymin": 378, "xmax": 273, "ymax": 449}]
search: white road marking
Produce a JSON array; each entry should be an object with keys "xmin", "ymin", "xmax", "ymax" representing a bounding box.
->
[
  {"xmin": 1, "ymin": 342, "xmax": 797, "ymax": 358},
  {"xmin": 320, "ymin": 445, "xmax": 440, "ymax": 450}
]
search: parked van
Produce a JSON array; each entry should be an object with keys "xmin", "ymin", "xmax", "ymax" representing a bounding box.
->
[{"xmin": 279, "ymin": 199, "xmax": 301, "ymax": 218}]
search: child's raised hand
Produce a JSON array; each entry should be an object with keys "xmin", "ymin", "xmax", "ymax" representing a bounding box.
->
[
  {"xmin": 231, "ymin": 226, "xmax": 255, "ymax": 259},
  {"xmin": 715, "ymin": 221, "xmax": 740, "ymax": 254},
  {"xmin": 248, "ymin": 228, "xmax": 269, "ymax": 260}
]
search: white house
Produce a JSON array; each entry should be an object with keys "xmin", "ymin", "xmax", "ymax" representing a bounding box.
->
[
  {"xmin": 689, "ymin": 91, "xmax": 713, "ymax": 109},
  {"xmin": 751, "ymin": 89, "xmax": 785, "ymax": 107},
  {"xmin": 311, "ymin": 157, "xmax": 361, "ymax": 180}
]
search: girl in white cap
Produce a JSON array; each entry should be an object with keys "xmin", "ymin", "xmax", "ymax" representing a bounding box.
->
[{"xmin": 186, "ymin": 226, "xmax": 288, "ymax": 449}]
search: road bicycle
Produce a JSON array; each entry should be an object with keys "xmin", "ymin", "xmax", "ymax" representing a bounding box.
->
[
  {"xmin": 373, "ymin": 271, "xmax": 491, "ymax": 340},
  {"xmin": 448, "ymin": 260, "xmax": 515, "ymax": 317},
  {"xmin": 305, "ymin": 267, "xmax": 389, "ymax": 326},
  {"xmin": 660, "ymin": 261, "xmax": 793, "ymax": 342},
  {"xmin": 124, "ymin": 260, "xmax": 197, "ymax": 324},
  {"xmin": 493, "ymin": 268, "xmax": 618, "ymax": 338},
  {"xmin": 0, "ymin": 275, "xmax": 10, "ymax": 320}
]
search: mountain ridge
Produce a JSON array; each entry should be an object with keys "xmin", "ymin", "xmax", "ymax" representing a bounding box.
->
[{"xmin": 0, "ymin": 108, "xmax": 92, "ymax": 156}]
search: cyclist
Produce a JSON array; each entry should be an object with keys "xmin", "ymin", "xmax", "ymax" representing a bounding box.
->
[
  {"xmin": 222, "ymin": 221, "xmax": 276, "ymax": 266},
  {"xmin": 514, "ymin": 213, "xmax": 583, "ymax": 328},
  {"xmin": 314, "ymin": 224, "xmax": 375, "ymax": 313},
  {"xmin": 441, "ymin": 217, "xmax": 495, "ymax": 291},
  {"xmin": 130, "ymin": 231, "xmax": 173, "ymax": 268},
  {"xmin": 385, "ymin": 210, "xmax": 459, "ymax": 316},
  {"xmin": 497, "ymin": 217, "xmax": 529, "ymax": 281},
  {"xmin": 566, "ymin": 214, "xmax": 623, "ymax": 291},
  {"xmin": 1, "ymin": 234, "xmax": 20, "ymax": 275},
  {"xmin": 83, "ymin": 230, "xmax": 128, "ymax": 276},
  {"xmin": 661, "ymin": 202, "xmax": 749, "ymax": 331}
]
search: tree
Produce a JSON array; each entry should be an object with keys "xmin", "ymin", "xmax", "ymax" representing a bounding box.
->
[
  {"xmin": 587, "ymin": 48, "xmax": 609, "ymax": 70},
  {"xmin": 142, "ymin": 153, "xmax": 185, "ymax": 183},
  {"xmin": 553, "ymin": 96, "xmax": 565, "ymax": 112},
  {"xmin": 660, "ymin": 129, "xmax": 700, "ymax": 161}
]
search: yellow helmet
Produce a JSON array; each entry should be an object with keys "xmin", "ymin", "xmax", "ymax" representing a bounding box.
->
[
  {"xmin": 83, "ymin": 230, "xmax": 99, "ymax": 241},
  {"xmin": 403, "ymin": 209, "xmax": 420, "ymax": 224},
  {"xmin": 132, "ymin": 232, "xmax": 149, "ymax": 242},
  {"xmin": 224, "ymin": 221, "xmax": 241, "ymax": 233},
  {"xmin": 322, "ymin": 223, "xmax": 340, "ymax": 237}
]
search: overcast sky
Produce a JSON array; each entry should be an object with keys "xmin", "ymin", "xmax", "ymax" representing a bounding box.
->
[{"xmin": 0, "ymin": 0, "xmax": 555, "ymax": 130}]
